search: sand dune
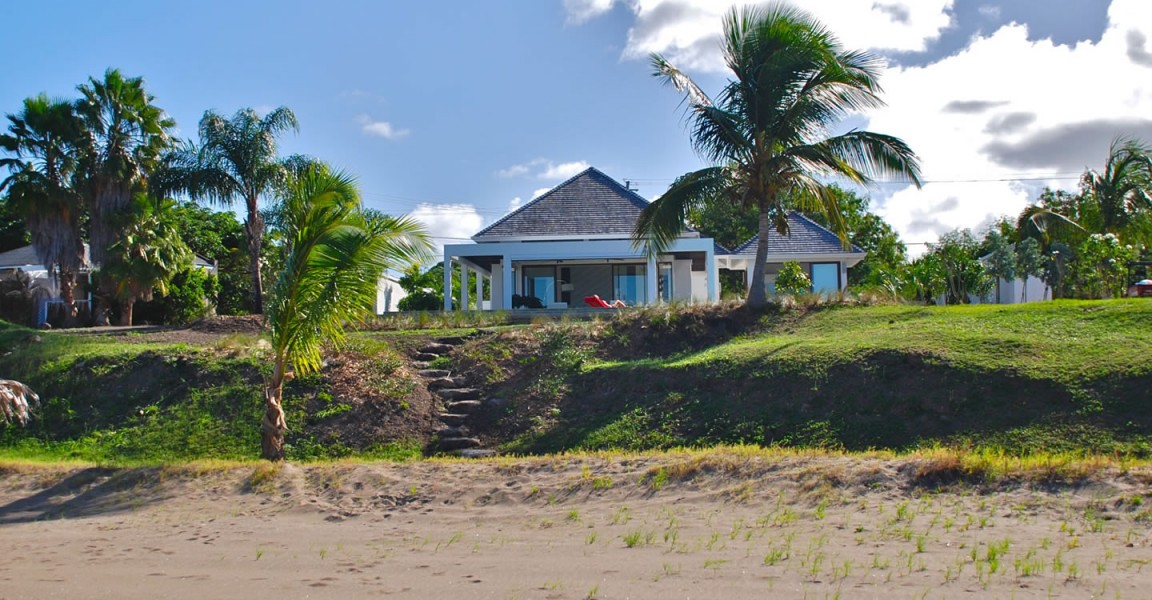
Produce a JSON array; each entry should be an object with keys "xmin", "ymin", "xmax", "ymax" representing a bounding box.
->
[{"xmin": 2, "ymin": 452, "xmax": 1152, "ymax": 599}]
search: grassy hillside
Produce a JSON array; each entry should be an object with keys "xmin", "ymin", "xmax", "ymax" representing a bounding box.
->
[
  {"xmin": 0, "ymin": 322, "xmax": 442, "ymax": 462},
  {"xmin": 454, "ymin": 300, "xmax": 1152, "ymax": 455},
  {"xmin": 2, "ymin": 300, "xmax": 1151, "ymax": 462}
]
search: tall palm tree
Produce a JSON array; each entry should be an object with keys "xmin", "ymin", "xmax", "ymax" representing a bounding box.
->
[
  {"xmin": 634, "ymin": 3, "xmax": 922, "ymax": 307},
  {"xmin": 0, "ymin": 95, "xmax": 86, "ymax": 318},
  {"xmin": 155, "ymin": 107, "xmax": 299, "ymax": 314},
  {"xmin": 1080, "ymin": 137, "xmax": 1152, "ymax": 242},
  {"xmin": 261, "ymin": 164, "xmax": 431, "ymax": 460},
  {"xmin": 74, "ymin": 69, "xmax": 175, "ymax": 269}
]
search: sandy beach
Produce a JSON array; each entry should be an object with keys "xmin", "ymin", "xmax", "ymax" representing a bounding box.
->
[{"xmin": 3, "ymin": 452, "xmax": 1152, "ymax": 599}]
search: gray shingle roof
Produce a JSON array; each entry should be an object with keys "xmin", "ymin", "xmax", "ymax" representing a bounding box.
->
[
  {"xmin": 730, "ymin": 212, "xmax": 863, "ymax": 256},
  {"xmin": 473, "ymin": 167, "xmax": 649, "ymax": 241}
]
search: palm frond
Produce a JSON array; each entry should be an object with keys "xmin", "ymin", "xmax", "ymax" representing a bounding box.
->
[
  {"xmin": 0, "ymin": 379, "xmax": 39, "ymax": 426},
  {"xmin": 633, "ymin": 167, "xmax": 729, "ymax": 257}
]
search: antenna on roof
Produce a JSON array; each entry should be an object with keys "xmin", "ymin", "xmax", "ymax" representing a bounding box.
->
[{"xmin": 624, "ymin": 180, "xmax": 638, "ymax": 193}]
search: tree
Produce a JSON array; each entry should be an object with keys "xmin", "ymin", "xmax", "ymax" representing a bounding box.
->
[
  {"xmin": 1014, "ymin": 237, "xmax": 1044, "ymax": 302},
  {"xmin": 931, "ymin": 229, "xmax": 992, "ymax": 304},
  {"xmin": 155, "ymin": 107, "xmax": 299, "ymax": 314},
  {"xmin": 166, "ymin": 200, "xmax": 252, "ymax": 315},
  {"xmin": 0, "ymin": 94, "xmax": 86, "ymax": 318},
  {"xmin": 982, "ymin": 229, "xmax": 1015, "ymax": 303},
  {"xmin": 1069, "ymin": 233, "xmax": 1135, "ymax": 299},
  {"xmin": 1080, "ymin": 138, "xmax": 1152, "ymax": 243},
  {"xmin": 98, "ymin": 196, "xmax": 193, "ymax": 325},
  {"xmin": 261, "ymin": 165, "xmax": 431, "ymax": 460},
  {"xmin": 634, "ymin": 3, "xmax": 921, "ymax": 308},
  {"xmin": 903, "ymin": 253, "xmax": 945, "ymax": 304},
  {"xmin": 397, "ymin": 263, "xmax": 444, "ymax": 311},
  {"xmin": 74, "ymin": 69, "xmax": 175, "ymax": 320}
]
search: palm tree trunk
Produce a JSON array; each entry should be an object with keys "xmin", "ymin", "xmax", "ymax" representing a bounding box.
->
[
  {"xmin": 59, "ymin": 268, "xmax": 78, "ymax": 324},
  {"xmin": 245, "ymin": 201, "xmax": 265, "ymax": 314},
  {"xmin": 119, "ymin": 298, "xmax": 134, "ymax": 326},
  {"xmin": 746, "ymin": 206, "xmax": 772, "ymax": 307},
  {"xmin": 261, "ymin": 360, "xmax": 288, "ymax": 461}
]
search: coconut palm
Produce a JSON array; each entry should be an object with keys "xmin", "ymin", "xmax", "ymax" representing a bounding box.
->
[
  {"xmin": 155, "ymin": 107, "xmax": 299, "ymax": 314},
  {"xmin": 74, "ymin": 69, "xmax": 175, "ymax": 270},
  {"xmin": 261, "ymin": 164, "xmax": 431, "ymax": 460},
  {"xmin": 0, "ymin": 379, "xmax": 38, "ymax": 426},
  {"xmin": 634, "ymin": 3, "xmax": 922, "ymax": 307},
  {"xmin": 1080, "ymin": 137, "xmax": 1152, "ymax": 243},
  {"xmin": 0, "ymin": 95, "xmax": 86, "ymax": 318}
]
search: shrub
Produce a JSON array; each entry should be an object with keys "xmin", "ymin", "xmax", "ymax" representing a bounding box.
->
[
  {"xmin": 145, "ymin": 267, "xmax": 219, "ymax": 325},
  {"xmin": 775, "ymin": 261, "xmax": 811, "ymax": 296}
]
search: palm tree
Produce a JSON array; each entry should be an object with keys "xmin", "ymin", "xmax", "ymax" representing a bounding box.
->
[
  {"xmin": 74, "ymin": 69, "xmax": 175, "ymax": 268},
  {"xmin": 155, "ymin": 107, "xmax": 299, "ymax": 314},
  {"xmin": 1080, "ymin": 137, "xmax": 1152, "ymax": 242},
  {"xmin": 634, "ymin": 3, "xmax": 922, "ymax": 307},
  {"xmin": 0, "ymin": 95, "xmax": 86, "ymax": 319},
  {"xmin": 98, "ymin": 196, "xmax": 193, "ymax": 325},
  {"xmin": 261, "ymin": 164, "xmax": 431, "ymax": 460}
]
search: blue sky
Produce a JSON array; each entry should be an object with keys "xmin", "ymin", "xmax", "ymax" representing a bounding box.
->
[{"xmin": 3, "ymin": 1, "xmax": 1151, "ymax": 255}]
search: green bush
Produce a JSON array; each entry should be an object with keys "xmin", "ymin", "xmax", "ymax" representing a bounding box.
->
[
  {"xmin": 151, "ymin": 268, "xmax": 219, "ymax": 324},
  {"xmin": 775, "ymin": 261, "xmax": 811, "ymax": 296}
]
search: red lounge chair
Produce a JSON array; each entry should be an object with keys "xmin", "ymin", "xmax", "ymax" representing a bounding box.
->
[{"xmin": 583, "ymin": 295, "xmax": 613, "ymax": 309}]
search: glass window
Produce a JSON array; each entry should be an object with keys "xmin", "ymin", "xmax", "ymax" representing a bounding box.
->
[
  {"xmin": 613, "ymin": 264, "xmax": 646, "ymax": 305},
  {"xmin": 522, "ymin": 266, "xmax": 556, "ymax": 304},
  {"xmin": 658, "ymin": 263, "xmax": 673, "ymax": 303},
  {"xmin": 810, "ymin": 263, "xmax": 840, "ymax": 295}
]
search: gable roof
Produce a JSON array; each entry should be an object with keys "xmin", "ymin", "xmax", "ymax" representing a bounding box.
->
[
  {"xmin": 0, "ymin": 245, "xmax": 43, "ymax": 269},
  {"xmin": 729, "ymin": 212, "xmax": 864, "ymax": 256},
  {"xmin": 473, "ymin": 167, "xmax": 651, "ymax": 241}
]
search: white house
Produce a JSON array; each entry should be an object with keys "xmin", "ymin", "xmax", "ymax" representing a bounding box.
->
[{"xmin": 441, "ymin": 168, "xmax": 866, "ymax": 311}]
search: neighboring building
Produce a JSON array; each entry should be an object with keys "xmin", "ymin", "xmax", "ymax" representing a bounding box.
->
[
  {"xmin": 0, "ymin": 244, "xmax": 218, "ymax": 325},
  {"xmin": 720, "ymin": 212, "xmax": 866, "ymax": 295},
  {"xmin": 441, "ymin": 167, "xmax": 866, "ymax": 310},
  {"xmin": 375, "ymin": 273, "xmax": 408, "ymax": 313}
]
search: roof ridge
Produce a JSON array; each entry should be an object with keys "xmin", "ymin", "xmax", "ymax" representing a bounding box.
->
[{"xmin": 472, "ymin": 167, "xmax": 650, "ymax": 241}]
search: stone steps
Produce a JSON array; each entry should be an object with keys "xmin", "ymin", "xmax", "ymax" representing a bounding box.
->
[{"xmin": 409, "ymin": 334, "xmax": 495, "ymax": 457}]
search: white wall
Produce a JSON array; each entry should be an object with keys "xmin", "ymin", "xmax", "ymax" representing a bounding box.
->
[{"xmin": 375, "ymin": 276, "xmax": 408, "ymax": 313}]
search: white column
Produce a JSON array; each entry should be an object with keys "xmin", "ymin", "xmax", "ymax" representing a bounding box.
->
[
  {"xmin": 502, "ymin": 257, "xmax": 514, "ymax": 310},
  {"xmin": 839, "ymin": 262, "xmax": 848, "ymax": 291},
  {"xmin": 461, "ymin": 266, "xmax": 471, "ymax": 311},
  {"xmin": 706, "ymin": 250, "xmax": 717, "ymax": 302},
  {"xmin": 475, "ymin": 271, "xmax": 484, "ymax": 310},
  {"xmin": 646, "ymin": 255, "xmax": 658, "ymax": 305},
  {"xmin": 442, "ymin": 259, "xmax": 453, "ymax": 311}
]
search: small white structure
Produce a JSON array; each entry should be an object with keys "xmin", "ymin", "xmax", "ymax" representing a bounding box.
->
[
  {"xmin": 441, "ymin": 168, "xmax": 866, "ymax": 310},
  {"xmin": 375, "ymin": 273, "xmax": 408, "ymax": 313}
]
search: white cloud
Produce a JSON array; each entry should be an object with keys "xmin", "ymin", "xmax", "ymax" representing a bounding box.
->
[
  {"xmin": 538, "ymin": 160, "xmax": 590, "ymax": 180},
  {"xmin": 496, "ymin": 158, "xmax": 590, "ymax": 180},
  {"xmin": 866, "ymin": 0, "xmax": 1152, "ymax": 245},
  {"xmin": 357, "ymin": 114, "xmax": 410, "ymax": 140},
  {"xmin": 409, "ymin": 203, "xmax": 485, "ymax": 257},
  {"xmin": 508, "ymin": 197, "xmax": 523, "ymax": 211},
  {"xmin": 569, "ymin": 1, "xmax": 954, "ymax": 72},
  {"xmin": 564, "ymin": 0, "xmax": 615, "ymax": 24},
  {"xmin": 532, "ymin": 187, "xmax": 552, "ymax": 199}
]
